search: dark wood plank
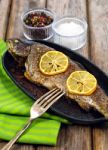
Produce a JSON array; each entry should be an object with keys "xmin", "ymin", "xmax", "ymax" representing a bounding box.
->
[
  {"xmin": 88, "ymin": 0, "xmax": 108, "ymax": 73},
  {"xmin": 88, "ymin": 0, "xmax": 108, "ymax": 150},
  {"xmin": 3, "ymin": 1, "xmax": 46, "ymax": 150},
  {"xmin": 0, "ymin": 0, "xmax": 12, "ymax": 147},
  {"xmin": 47, "ymin": 0, "xmax": 89, "ymax": 56},
  {"xmin": 37, "ymin": 0, "xmax": 92, "ymax": 150},
  {"xmin": 7, "ymin": 0, "xmax": 46, "ymax": 38},
  {"xmin": 0, "ymin": 0, "xmax": 11, "ymax": 38},
  {"xmin": 1, "ymin": 0, "xmax": 92, "ymax": 150}
]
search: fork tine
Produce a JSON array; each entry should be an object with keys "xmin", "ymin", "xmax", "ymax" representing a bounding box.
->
[
  {"xmin": 35, "ymin": 88, "xmax": 58, "ymax": 105},
  {"xmin": 44, "ymin": 91, "xmax": 65, "ymax": 110},
  {"xmin": 42, "ymin": 90, "xmax": 63, "ymax": 107},
  {"xmin": 37, "ymin": 88, "xmax": 60, "ymax": 106}
]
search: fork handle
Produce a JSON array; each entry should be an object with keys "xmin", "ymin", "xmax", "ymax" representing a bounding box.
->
[{"xmin": 1, "ymin": 119, "xmax": 33, "ymax": 150}]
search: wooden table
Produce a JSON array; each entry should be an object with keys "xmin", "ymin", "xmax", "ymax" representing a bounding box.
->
[{"xmin": 0, "ymin": 0, "xmax": 108, "ymax": 149}]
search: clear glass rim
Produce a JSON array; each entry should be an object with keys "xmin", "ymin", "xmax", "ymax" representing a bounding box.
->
[
  {"xmin": 21, "ymin": 8, "xmax": 55, "ymax": 29},
  {"xmin": 52, "ymin": 17, "xmax": 88, "ymax": 38}
]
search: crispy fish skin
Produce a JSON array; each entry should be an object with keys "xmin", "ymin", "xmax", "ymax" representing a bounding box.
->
[
  {"xmin": 7, "ymin": 39, "xmax": 108, "ymax": 118},
  {"xmin": 25, "ymin": 44, "xmax": 108, "ymax": 118}
]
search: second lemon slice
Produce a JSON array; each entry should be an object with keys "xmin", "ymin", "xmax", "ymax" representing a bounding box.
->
[
  {"xmin": 67, "ymin": 71, "xmax": 97, "ymax": 95},
  {"xmin": 39, "ymin": 51, "xmax": 69, "ymax": 75}
]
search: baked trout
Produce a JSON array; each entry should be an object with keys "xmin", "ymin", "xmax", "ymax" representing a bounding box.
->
[{"xmin": 7, "ymin": 39, "xmax": 108, "ymax": 118}]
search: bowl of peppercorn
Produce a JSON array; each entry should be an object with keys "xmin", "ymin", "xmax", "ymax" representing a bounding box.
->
[{"xmin": 21, "ymin": 8, "xmax": 54, "ymax": 40}]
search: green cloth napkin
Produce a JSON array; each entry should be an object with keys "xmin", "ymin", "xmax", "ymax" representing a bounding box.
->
[{"xmin": 0, "ymin": 39, "xmax": 69, "ymax": 145}]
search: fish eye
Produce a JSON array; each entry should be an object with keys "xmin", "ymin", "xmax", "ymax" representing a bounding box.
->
[{"xmin": 14, "ymin": 40, "xmax": 19, "ymax": 43}]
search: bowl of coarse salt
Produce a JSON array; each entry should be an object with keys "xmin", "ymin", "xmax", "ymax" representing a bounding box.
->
[{"xmin": 52, "ymin": 17, "xmax": 87, "ymax": 50}]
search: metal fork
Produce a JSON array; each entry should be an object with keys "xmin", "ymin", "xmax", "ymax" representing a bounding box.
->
[{"xmin": 1, "ymin": 88, "xmax": 65, "ymax": 150}]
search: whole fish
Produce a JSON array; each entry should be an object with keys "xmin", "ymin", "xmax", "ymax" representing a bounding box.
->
[{"xmin": 7, "ymin": 39, "xmax": 108, "ymax": 118}]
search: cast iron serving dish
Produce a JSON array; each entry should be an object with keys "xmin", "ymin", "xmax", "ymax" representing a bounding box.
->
[{"xmin": 2, "ymin": 40, "xmax": 108, "ymax": 125}]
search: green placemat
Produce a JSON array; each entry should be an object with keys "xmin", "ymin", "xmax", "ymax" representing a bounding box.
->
[{"xmin": 0, "ymin": 39, "xmax": 69, "ymax": 145}]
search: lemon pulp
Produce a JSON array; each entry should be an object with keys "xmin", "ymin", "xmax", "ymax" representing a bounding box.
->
[
  {"xmin": 67, "ymin": 71, "xmax": 97, "ymax": 95},
  {"xmin": 39, "ymin": 51, "xmax": 68, "ymax": 75}
]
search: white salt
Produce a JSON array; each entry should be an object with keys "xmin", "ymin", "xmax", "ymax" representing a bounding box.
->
[
  {"xmin": 53, "ymin": 19, "xmax": 87, "ymax": 50},
  {"xmin": 55, "ymin": 22, "xmax": 84, "ymax": 36}
]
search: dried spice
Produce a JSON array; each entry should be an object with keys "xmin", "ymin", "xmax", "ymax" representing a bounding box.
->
[
  {"xmin": 23, "ymin": 11, "xmax": 54, "ymax": 40},
  {"xmin": 24, "ymin": 12, "xmax": 53, "ymax": 27}
]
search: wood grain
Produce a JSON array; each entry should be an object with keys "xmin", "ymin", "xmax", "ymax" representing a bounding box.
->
[
  {"xmin": 47, "ymin": 0, "xmax": 89, "ymax": 56},
  {"xmin": 0, "ymin": 0, "xmax": 92, "ymax": 150},
  {"xmin": 5, "ymin": 1, "xmax": 46, "ymax": 150},
  {"xmin": 0, "ymin": 0, "xmax": 12, "ymax": 147},
  {"xmin": 88, "ymin": 0, "xmax": 108, "ymax": 73},
  {"xmin": 0, "ymin": 0, "xmax": 11, "ymax": 38},
  {"xmin": 7, "ymin": 0, "xmax": 46, "ymax": 38},
  {"xmin": 37, "ymin": 1, "xmax": 92, "ymax": 150},
  {"xmin": 88, "ymin": 0, "xmax": 108, "ymax": 150}
]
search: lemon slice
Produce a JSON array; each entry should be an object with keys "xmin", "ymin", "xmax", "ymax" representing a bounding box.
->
[
  {"xmin": 39, "ymin": 51, "xmax": 68, "ymax": 75},
  {"xmin": 67, "ymin": 71, "xmax": 97, "ymax": 95}
]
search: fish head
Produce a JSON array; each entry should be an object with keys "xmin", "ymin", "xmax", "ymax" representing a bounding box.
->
[
  {"xmin": 6, "ymin": 39, "xmax": 25, "ymax": 54},
  {"xmin": 6, "ymin": 38, "xmax": 31, "ymax": 66},
  {"xmin": 7, "ymin": 39, "xmax": 20, "ymax": 51}
]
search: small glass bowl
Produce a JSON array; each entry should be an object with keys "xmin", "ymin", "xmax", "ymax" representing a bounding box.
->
[
  {"xmin": 52, "ymin": 17, "xmax": 87, "ymax": 50},
  {"xmin": 21, "ymin": 8, "xmax": 55, "ymax": 40}
]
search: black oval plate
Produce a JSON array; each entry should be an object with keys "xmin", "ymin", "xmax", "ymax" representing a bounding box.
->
[{"xmin": 2, "ymin": 40, "xmax": 108, "ymax": 125}]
